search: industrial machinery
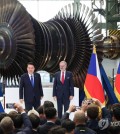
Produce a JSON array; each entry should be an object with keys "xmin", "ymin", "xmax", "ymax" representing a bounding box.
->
[{"xmin": 0, "ymin": 0, "xmax": 120, "ymax": 88}]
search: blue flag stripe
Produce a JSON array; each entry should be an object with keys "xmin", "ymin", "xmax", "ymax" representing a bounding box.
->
[
  {"xmin": 88, "ymin": 53, "xmax": 97, "ymax": 76},
  {"xmin": 117, "ymin": 63, "xmax": 120, "ymax": 74}
]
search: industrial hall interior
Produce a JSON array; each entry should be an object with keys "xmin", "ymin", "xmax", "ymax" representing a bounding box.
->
[{"xmin": 0, "ymin": 0, "xmax": 120, "ymax": 134}]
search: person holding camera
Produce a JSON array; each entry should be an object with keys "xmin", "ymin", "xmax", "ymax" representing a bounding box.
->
[{"xmin": 0, "ymin": 103, "xmax": 32, "ymax": 134}]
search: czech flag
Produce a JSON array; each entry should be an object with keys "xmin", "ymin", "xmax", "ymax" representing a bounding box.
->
[
  {"xmin": 84, "ymin": 45, "xmax": 105, "ymax": 105},
  {"xmin": 114, "ymin": 63, "xmax": 120, "ymax": 101}
]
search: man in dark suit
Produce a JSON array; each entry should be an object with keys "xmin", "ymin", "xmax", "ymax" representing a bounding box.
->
[
  {"xmin": 19, "ymin": 62, "xmax": 43, "ymax": 111},
  {"xmin": 37, "ymin": 107, "xmax": 58, "ymax": 134},
  {"xmin": 53, "ymin": 61, "xmax": 74, "ymax": 118}
]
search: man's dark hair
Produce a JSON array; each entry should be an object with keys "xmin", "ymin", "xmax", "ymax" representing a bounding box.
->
[
  {"xmin": 37, "ymin": 105, "xmax": 44, "ymax": 114},
  {"xmin": 113, "ymin": 107, "xmax": 120, "ymax": 121},
  {"xmin": 27, "ymin": 62, "xmax": 35, "ymax": 67},
  {"xmin": 44, "ymin": 107, "xmax": 56, "ymax": 119},
  {"xmin": 14, "ymin": 114, "xmax": 23, "ymax": 129},
  {"xmin": 48, "ymin": 126, "xmax": 66, "ymax": 134},
  {"xmin": 0, "ymin": 113, "xmax": 7, "ymax": 122},
  {"xmin": 8, "ymin": 111, "xmax": 23, "ymax": 129},
  {"xmin": 29, "ymin": 113, "xmax": 40, "ymax": 129},
  {"xmin": 87, "ymin": 105, "xmax": 99, "ymax": 119},
  {"xmin": 43, "ymin": 101, "xmax": 54, "ymax": 111},
  {"xmin": 62, "ymin": 119, "xmax": 75, "ymax": 133}
]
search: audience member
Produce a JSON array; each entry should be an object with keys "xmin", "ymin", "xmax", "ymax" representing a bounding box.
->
[
  {"xmin": 108, "ymin": 104, "xmax": 120, "ymax": 134},
  {"xmin": 37, "ymin": 105, "xmax": 46, "ymax": 125},
  {"xmin": 86, "ymin": 98, "xmax": 111, "ymax": 134},
  {"xmin": 0, "ymin": 113, "xmax": 7, "ymax": 122},
  {"xmin": 48, "ymin": 126, "xmax": 66, "ymax": 134},
  {"xmin": 29, "ymin": 113, "xmax": 40, "ymax": 134},
  {"xmin": 43, "ymin": 100, "xmax": 61, "ymax": 125},
  {"xmin": 74, "ymin": 110, "xmax": 97, "ymax": 134},
  {"xmin": 37, "ymin": 107, "xmax": 58, "ymax": 134},
  {"xmin": 62, "ymin": 119, "xmax": 75, "ymax": 134},
  {"xmin": 8, "ymin": 111, "xmax": 23, "ymax": 132},
  {"xmin": 0, "ymin": 103, "xmax": 32, "ymax": 134},
  {"xmin": 1, "ymin": 98, "xmax": 120, "ymax": 134}
]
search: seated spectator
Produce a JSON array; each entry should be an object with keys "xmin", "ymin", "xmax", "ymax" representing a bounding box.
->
[
  {"xmin": 62, "ymin": 119, "xmax": 75, "ymax": 134},
  {"xmin": 48, "ymin": 126, "xmax": 66, "ymax": 134},
  {"xmin": 37, "ymin": 107, "xmax": 58, "ymax": 134},
  {"xmin": 73, "ymin": 110, "xmax": 97, "ymax": 134}
]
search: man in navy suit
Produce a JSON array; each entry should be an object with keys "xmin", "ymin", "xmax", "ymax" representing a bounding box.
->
[
  {"xmin": 19, "ymin": 62, "xmax": 43, "ymax": 111},
  {"xmin": 53, "ymin": 61, "xmax": 74, "ymax": 118}
]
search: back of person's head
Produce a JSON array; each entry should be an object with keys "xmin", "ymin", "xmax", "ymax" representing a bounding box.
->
[
  {"xmin": 44, "ymin": 107, "xmax": 57, "ymax": 120},
  {"xmin": 8, "ymin": 111, "xmax": 23, "ymax": 129},
  {"xmin": 112, "ymin": 106, "xmax": 120, "ymax": 121},
  {"xmin": 87, "ymin": 104, "xmax": 99, "ymax": 120},
  {"xmin": 28, "ymin": 109, "xmax": 39, "ymax": 117},
  {"xmin": 37, "ymin": 105, "xmax": 44, "ymax": 115},
  {"xmin": 73, "ymin": 110, "xmax": 86, "ymax": 125},
  {"xmin": 0, "ymin": 126, "xmax": 3, "ymax": 134},
  {"xmin": 8, "ymin": 110, "xmax": 18, "ymax": 121},
  {"xmin": 62, "ymin": 119, "xmax": 75, "ymax": 134},
  {"xmin": 0, "ymin": 113, "xmax": 7, "ymax": 122},
  {"xmin": 108, "ymin": 126, "xmax": 120, "ymax": 134},
  {"xmin": 14, "ymin": 114, "xmax": 23, "ymax": 129},
  {"xmin": 0, "ymin": 116, "xmax": 14, "ymax": 134},
  {"xmin": 29, "ymin": 113, "xmax": 40, "ymax": 129},
  {"xmin": 43, "ymin": 101, "xmax": 54, "ymax": 111},
  {"xmin": 48, "ymin": 126, "xmax": 66, "ymax": 134},
  {"xmin": 111, "ymin": 103, "xmax": 120, "ymax": 121}
]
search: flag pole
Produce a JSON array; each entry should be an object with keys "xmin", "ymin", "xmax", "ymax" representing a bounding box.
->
[{"xmin": 93, "ymin": 44, "xmax": 96, "ymax": 54}]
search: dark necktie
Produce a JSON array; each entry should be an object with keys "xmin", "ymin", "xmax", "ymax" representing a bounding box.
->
[
  {"xmin": 31, "ymin": 75, "xmax": 34, "ymax": 87},
  {"xmin": 61, "ymin": 72, "xmax": 64, "ymax": 84}
]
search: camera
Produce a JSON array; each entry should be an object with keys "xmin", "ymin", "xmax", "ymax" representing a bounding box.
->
[
  {"xmin": 82, "ymin": 99, "xmax": 93, "ymax": 105},
  {"xmin": 87, "ymin": 99, "xmax": 93, "ymax": 105},
  {"xmin": 6, "ymin": 103, "xmax": 15, "ymax": 109}
]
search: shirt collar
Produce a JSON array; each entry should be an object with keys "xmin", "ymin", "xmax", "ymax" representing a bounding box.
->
[{"xmin": 28, "ymin": 73, "xmax": 34, "ymax": 77}]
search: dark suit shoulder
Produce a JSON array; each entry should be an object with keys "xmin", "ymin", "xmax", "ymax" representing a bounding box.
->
[
  {"xmin": 75, "ymin": 126, "xmax": 97, "ymax": 134},
  {"xmin": 21, "ymin": 73, "xmax": 28, "ymax": 78},
  {"xmin": 66, "ymin": 71, "xmax": 72, "ymax": 74},
  {"xmin": 54, "ymin": 71, "xmax": 60, "ymax": 76},
  {"xmin": 34, "ymin": 72, "xmax": 41, "ymax": 77},
  {"xmin": 34, "ymin": 72, "xmax": 40, "ymax": 75}
]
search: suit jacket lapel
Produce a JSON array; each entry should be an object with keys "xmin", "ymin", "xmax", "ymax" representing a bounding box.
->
[
  {"xmin": 64, "ymin": 71, "xmax": 67, "ymax": 83},
  {"xmin": 58, "ymin": 71, "xmax": 62, "ymax": 84},
  {"xmin": 34, "ymin": 73, "xmax": 37, "ymax": 87},
  {"xmin": 59, "ymin": 71, "xmax": 67, "ymax": 84}
]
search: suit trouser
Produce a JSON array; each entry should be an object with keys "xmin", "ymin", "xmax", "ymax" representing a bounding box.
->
[
  {"xmin": 25, "ymin": 97, "xmax": 41, "ymax": 111},
  {"xmin": 57, "ymin": 96, "xmax": 70, "ymax": 118}
]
